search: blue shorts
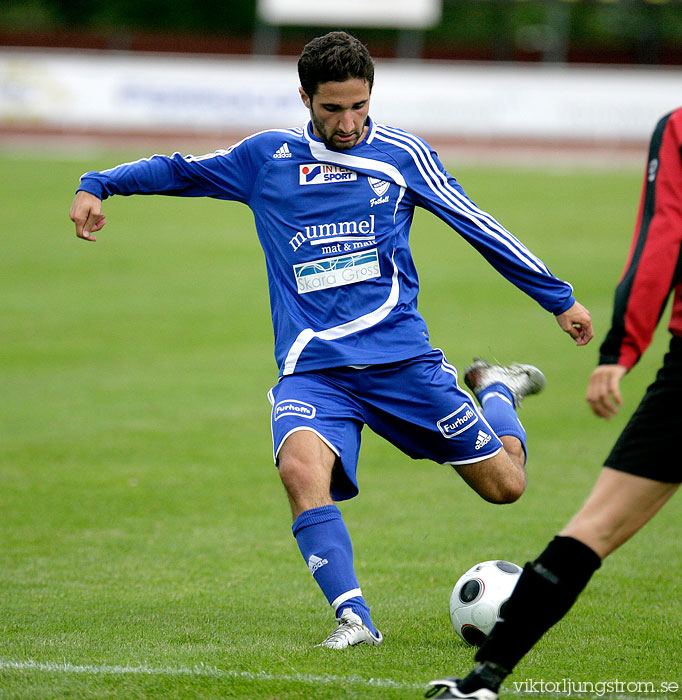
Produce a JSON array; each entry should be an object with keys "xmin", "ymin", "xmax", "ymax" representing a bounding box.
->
[{"xmin": 268, "ymin": 348, "xmax": 503, "ymax": 501}]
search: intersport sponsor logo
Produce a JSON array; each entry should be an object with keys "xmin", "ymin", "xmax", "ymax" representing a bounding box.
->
[
  {"xmin": 437, "ymin": 404, "xmax": 479, "ymax": 439},
  {"xmin": 299, "ymin": 164, "xmax": 357, "ymax": 185}
]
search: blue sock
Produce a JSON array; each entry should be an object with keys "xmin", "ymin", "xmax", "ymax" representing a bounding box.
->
[
  {"xmin": 477, "ymin": 382, "xmax": 528, "ymax": 458},
  {"xmin": 292, "ymin": 504, "xmax": 376, "ymax": 634}
]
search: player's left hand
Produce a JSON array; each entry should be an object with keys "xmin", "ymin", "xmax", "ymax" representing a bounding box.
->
[
  {"xmin": 586, "ymin": 363, "xmax": 627, "ymax": 418},
  {"xmin": 555, "ymin": 301, "xmax": 593, "ymax": 346}
]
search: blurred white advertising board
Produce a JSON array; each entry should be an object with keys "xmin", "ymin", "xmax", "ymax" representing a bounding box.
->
[
  {"xmin": 0, "ymin": 50, "xmax": 303, "ymax": 133},
  {"xmin": 257, "ymin": 0, "xmax": 442, "ymax": 28},
  {"xmin": 1, "ymin": 48, "xmax": 681, "ymax": 146}
]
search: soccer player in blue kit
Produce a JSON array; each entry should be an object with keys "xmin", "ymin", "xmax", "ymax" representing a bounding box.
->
[{"xmin": 70, "ymin": 31, "xmax": 593, "ymax": 649}]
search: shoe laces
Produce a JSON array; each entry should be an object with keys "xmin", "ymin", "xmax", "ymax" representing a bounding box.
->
[{"xmin": 323, "ymin": 616, "xmax": 364, "ymax": 645}]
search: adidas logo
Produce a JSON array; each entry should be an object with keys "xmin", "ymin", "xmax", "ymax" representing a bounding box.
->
[
  {"xmin": 308, "ymin": 554, "xmax": 329, "ymax": 575},
  {"xmin": 474, "ymin": 430, "xmax": 492, "ymax": 450},
  {"xmin": 273, "ymin": 143, "xmax": 292, "ymax": 159}
]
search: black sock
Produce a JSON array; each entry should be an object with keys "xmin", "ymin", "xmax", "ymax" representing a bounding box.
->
[{"xmin": 475, "ymin": 535, "xmax": 602, "ymax": 672}]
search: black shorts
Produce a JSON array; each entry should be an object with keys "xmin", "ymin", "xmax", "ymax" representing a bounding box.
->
[{"xmin": 605, "ymin": 334, "xmax": 682, "ymax": 483}]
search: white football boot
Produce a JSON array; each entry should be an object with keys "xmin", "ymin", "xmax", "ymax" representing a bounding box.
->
[
  {"xmin": 316, "ymin": 608, "xmax": 383, "ymax": 649},
  {"xmin": 464, "ymin": 358, "xmax": 546, "ymax": 407}
]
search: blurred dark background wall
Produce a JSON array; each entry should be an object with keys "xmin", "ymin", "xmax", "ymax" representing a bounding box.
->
[{"xmin": 1, "ymin": 0, "xmax": 680, "ymax": 65}]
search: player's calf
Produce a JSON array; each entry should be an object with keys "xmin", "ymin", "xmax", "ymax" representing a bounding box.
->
[{"xmin": 463, "ymin": 358, "xmax": 546, "ymax": 473}]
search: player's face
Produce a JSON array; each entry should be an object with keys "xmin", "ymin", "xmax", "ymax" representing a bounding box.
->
[{"xmin": 300, "ymin": 79, "xmax": 371, "ymax": 150}]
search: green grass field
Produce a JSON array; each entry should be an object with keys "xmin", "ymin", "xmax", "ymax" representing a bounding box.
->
[{"xmin": 1, "ymin": 149, "xmax": 679, "ymax": 700}]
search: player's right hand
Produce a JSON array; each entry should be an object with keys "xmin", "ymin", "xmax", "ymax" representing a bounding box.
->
[
  {"xmin": 586, "ymin": 364, "xmax": 627, "ymax": 419},
  {"xmin": 70, "ymin": 191, "xmax": 106, "ymax": 242},
  {"xmin": 555, "ymin": 300, "xmax": 594, "ymax": 346}
]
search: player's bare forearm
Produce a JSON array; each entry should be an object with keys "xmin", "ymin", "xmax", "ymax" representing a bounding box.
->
[
  {"xmin": 70, "ymin": 191, "xmax": 106, "ymax": 242},
  {"xmin": 555, "ymin": 301, "xmax": 593, "ymax": 346}
]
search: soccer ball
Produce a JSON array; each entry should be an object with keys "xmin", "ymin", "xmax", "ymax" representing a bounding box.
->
[{"xmin": 449, "ymin": 560, "xmax": 522, "ymax": 646}]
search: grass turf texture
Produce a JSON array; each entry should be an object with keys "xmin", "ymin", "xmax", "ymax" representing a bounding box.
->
[{"xmin": 1, "ymin": 151, "xmax": 679, "ymax": 700}]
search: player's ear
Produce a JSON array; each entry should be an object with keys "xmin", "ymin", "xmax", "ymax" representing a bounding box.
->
[{"xmin": 299, "ymin": 87, "xmax": 311, "ymax": 109}]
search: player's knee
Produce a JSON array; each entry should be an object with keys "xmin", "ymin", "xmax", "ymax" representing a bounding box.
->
[
  {"xmin": 278, "ymin": 451, "xmax": 331, "ymax": 495},
  {"xmin": 278, "ymin": 454, "xmax": 310, "ymax": 490},
  {"xmin": 485, "ymin": 472, "xmax": 526, "ymax": 504},
  {"xmin": 486, "ymin": 455, "xmax": 526, "ymax": 503},
  {"xmin": 502, "ymin": 479, "xmax": 526, "ymax": 503},
  {"xmin": 456, "ymin": 454, "xmax": 526, "ymax": 503},
  {"xmin": 488, "ymin": 483, "xmax": 524, "ymax": 504}
]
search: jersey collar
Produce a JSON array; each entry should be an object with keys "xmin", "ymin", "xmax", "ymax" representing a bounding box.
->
[
  {"xmin": 302, "ymin": 116, "xmax": 406, "ymax": 188},
  {"xmin": 304, "ymin": 116, "xmax": 377, "ymax": 149}
]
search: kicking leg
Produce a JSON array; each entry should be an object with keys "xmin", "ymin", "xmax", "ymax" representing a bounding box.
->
[{"xmin": 454, "ymin": 359, "xmax": 546, "ymax": 504}]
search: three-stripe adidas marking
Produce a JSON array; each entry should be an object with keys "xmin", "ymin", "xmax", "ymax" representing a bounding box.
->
[
  {"xmin": 273, "ymin": 143, "xmax": 292, "ymax": 159},
  {"xmin": 308, "ymin": 554, "xmax": 328, "ymax": 574},
  {"xmin": 475, "ymin": 430, "xmax": 492, "ymax": 450}
]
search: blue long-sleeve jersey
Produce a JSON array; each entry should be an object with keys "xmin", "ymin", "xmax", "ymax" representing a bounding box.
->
[{"xmin": 78, "ymin": 118, "xmax": 575, "ymax": 376}]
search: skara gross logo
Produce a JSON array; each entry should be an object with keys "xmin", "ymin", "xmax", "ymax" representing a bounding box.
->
[{"xmin": 299, "ymin": 164, "xmax": 357, "ymax": 185}]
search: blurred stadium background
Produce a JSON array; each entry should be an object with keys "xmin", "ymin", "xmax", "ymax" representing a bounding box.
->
[{"xmin": 1, "ymin": 0, "xmax": 681, "ymax": 164}]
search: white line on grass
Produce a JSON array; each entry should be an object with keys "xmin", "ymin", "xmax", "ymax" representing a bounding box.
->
[
  {"xmin": 0, "ymin": 658, "xmax": 422, "ymax": 689},
  {"xmin": 0, "ymin": 658, "xmax": 670, "ymax": 699}
]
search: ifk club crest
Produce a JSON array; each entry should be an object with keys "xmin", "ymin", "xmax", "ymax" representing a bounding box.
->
[{"xmin": 368, "ymin": 177, "xmax": 390, "ymax": 197}]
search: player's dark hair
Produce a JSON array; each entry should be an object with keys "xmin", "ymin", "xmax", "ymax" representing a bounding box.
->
[{"xmin": 298, "ymin": 31, "xmax": 374, "ymax": 99}]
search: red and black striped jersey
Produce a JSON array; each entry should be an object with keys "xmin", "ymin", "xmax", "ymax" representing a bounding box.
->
[{"xmin": 599, "ymin": 108, "xmax": 682, "ymax": 370}]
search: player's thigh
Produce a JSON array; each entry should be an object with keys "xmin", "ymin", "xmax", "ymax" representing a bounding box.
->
[
  {"xmin": 277, "ymin": 428, "xmax": 337, "ymax": 485},
  {"xmin": 268, "ymin": 371, "xmax": 363, "ymax": 501},
  {"xmin": 276, "ymin": 429, "xmax": 340, "ymax": 517},
  {"xmin": 561, "ymin": 467, "xmax": 679, "ymax": 557}
]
